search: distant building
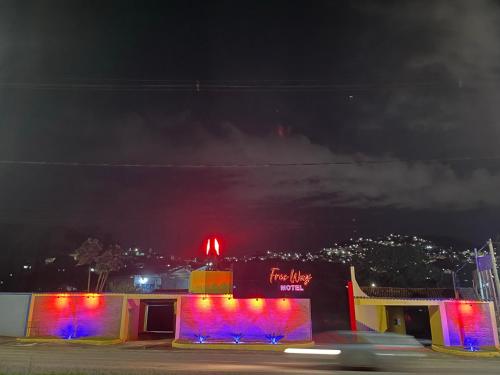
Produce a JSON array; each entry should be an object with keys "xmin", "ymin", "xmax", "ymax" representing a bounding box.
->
[
  {"xmin": 161, "ymin": 266, "xmax": 191, "ymax": 290},
  {"xmin": 133, "ymin": 266, "xmax": 192, "ymax": 292},
  {"xmin": 133, "ymin": 274, "xmax": 162, "ymax": 292}
]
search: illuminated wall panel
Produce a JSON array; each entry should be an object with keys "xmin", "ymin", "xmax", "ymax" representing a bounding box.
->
[
  {"xmin": 189, "ymin": 271, "xmax": 233, "ymax": 294},
  {"xmin": 444, "ymin": 301, "xmax": 497, "ymax": 347},
  {"xmin": 28, "ymin": 294, "xmax": 123, "ymax": 339},
  {"xmin": 177, "ymin": 295, "xmax": 312, "ymax": 343}
]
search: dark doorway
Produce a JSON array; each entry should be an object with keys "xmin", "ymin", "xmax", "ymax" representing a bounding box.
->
[
  {"xmin": 146, "ymin": 304, "xmax": 174, "ymax": 332},
  {"xmin": 139, "ymin": 299, "xmax": 175, "ymax": 339},
  {"xmin": 404, "ymin": 306, "xmax": 431, "ymax": 342}
]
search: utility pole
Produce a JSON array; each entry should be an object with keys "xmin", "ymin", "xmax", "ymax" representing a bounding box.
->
[
  {"xmin": 475, "ymin": 248, "xmax": 485, "ymax": 300},
  {"xmin": 452, "ymin": 262, "xmax": 469, "ymax": 300},
  {"xmin": 452, "ymin": 271, "xmax": 459, "ymax": 299},
  {"xmin": 87, "ymin": 266, "xmax": 91, "ymax": 292},
  {"xmin": 487, "ymin": 239, "xmax": 500, "ymax": 309}
]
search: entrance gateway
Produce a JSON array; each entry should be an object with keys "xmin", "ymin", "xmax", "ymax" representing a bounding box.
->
[
  {"xmin": 144, "ymin": 300, "xmax": 175, "ymax": 333},
  {"xmin": 136, "ymin": 298, "xmax": 176, "ymax": 339}
]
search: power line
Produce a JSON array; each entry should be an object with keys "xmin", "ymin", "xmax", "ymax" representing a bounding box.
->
[
  {"xmin": 0, "ymin": 156, "xmax": 500, "ymax": 169},
  {"xmin": 0, "ymin": 79, "xmax": 492, "ymax": 92}
]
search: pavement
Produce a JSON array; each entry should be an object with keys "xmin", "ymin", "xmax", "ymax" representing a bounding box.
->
[{"xmin": 0, "ymin": 337, "xmax": 500, "ymax": 374}]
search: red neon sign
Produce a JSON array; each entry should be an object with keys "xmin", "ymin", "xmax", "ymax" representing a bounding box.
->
[
  {"xmin": 205, "ymin": 237, "xmax": 220, "ymax": 256},
  {"xmin": 269, "ymin": 267, "xmax": 313, "ymax": 292}
]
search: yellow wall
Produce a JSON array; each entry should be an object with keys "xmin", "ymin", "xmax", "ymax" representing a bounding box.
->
[
  {"xmin": 429, "ymin": 305, "xmax": 444, "ymax": 346},
  {"xmin": 386, "ymin": 306, "xmax": 406, "ymax": 335},
  {"xmin": 355, "ymin": 304, "xmax": 388, "ymax": 332},
  {"xmin": 189, "ymin": 271, "xmax": 233, "ymax": 294},
  {"xmin": 125, "ymin": 298, "xmax": 140, "ymax": 341}
]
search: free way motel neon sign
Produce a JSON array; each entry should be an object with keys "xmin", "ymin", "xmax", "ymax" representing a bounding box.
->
[{"xmin": 269, "ymin": 267, "xmax": 313, "ymax": 292}]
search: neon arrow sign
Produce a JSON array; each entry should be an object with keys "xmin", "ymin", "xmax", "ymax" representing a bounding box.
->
[{"xmin": 205, "ymin": 237, "xmax": 220, "ymax": 256}]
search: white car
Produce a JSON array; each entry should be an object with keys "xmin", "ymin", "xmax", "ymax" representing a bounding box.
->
[{"xmin": 285, "ymin": 331, "xmax": 427, "ymax": 371}]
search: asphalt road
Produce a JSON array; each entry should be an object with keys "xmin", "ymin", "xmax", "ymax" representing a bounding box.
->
[{"xmin": 0, "ymin": 338, "xmax": 499, "ymax": 374}]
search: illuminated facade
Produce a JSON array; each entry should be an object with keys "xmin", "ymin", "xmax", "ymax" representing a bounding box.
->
[
  {"xmin": 177, "ymin": 295, "xmax": 311, "ymax": 343},
  {"xmin": 350, "ymin": 268, "xmax": 500, "ymax": 349},
  {"xmin": 0, "ymin": 238, "xmax": 496, "ymax": 351},
  {"xmin": 11, "ymin": 239, "xmax": 315, "ymax": 347},
  {"xmin": 20, "ymin": 290, "xmax": 312, "ymax": 347},
  {"xmin": 0, "ymin": 267, "xmax": 496, "ymax": 350},
  {"xmin": 28, "ymin": 293, "xmax": 122, "ymax": 339}
]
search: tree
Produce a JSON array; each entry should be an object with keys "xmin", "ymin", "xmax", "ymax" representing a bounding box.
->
[
  {"xmin": 73, "ymin": 238, "xmax": 103, "ymax": 292},
  {"xmin": 73, "ymin": 239, "xmax": 125, "ymax": 292},
  {"xmin": 94, "ymin": 245, "xmax": 125, "ymax": 292},
  {"xmin": 107, "ymin": 278, "xmax": 137, "ymax": 293}
]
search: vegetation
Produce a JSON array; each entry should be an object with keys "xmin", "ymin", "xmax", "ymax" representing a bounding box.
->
[
  {"xmin": 73, "ymin": 239, "xmax": 125, "ymax": 292},
  {"xmin": 107, "ymin": 278, "xmax": 137, "ymax": 293}
]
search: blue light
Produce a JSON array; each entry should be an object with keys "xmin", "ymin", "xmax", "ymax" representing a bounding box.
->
[
  {"xmin": 265, "ymin": 333, "xmax": 284, "ymax": 345},
  {"xmin": 194, "ymin": 334, "xmax": 209, "ymax": 344},
  {"xmin": 58, "ymin": 323, "xmax": 95, "ymax": 340},
  {"xmin": 230, "ymin": 333, "xmax": 243, "ymax": 344},
  {"xmin": 464, "ymin": 337, "xmax": 480, "ymax": 352}
]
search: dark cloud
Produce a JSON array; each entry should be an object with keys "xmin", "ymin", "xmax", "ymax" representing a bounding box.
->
[
  {"xmin": 1, "ymin": 0, "xmax": 500, "ymax": 254},
  {"xmin": 354, "ymin": 0, "xmax": 500, "ymax": 151},
  {"xmin": 117, "ymin": 123, "xmax": 500, "ymax": 210}
]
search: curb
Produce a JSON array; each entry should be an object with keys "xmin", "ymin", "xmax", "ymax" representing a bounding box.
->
[
  {"xmin": 432, "ymin": 344, "xmax": 500, "ymax": 357},
  {"xmin": 172, "ymin": 340, "xmax": 315, "ymax": 351},
  {"xmin": 17, "ymin": 337, "xmax": 122, "ymax": 346}
]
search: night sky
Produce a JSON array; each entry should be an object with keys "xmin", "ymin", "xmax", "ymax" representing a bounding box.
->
[{"xmin": 1, "ymin": 0, "xmax": 500, "ymax": 260}]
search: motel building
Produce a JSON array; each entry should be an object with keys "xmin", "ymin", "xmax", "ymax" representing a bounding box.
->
[{"xmin": 0, "ymin": 239, "xmax": 498, "ymax": 351}]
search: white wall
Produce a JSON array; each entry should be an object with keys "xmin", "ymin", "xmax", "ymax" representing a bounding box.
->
[{"xmin": 0, "ymin": 293, "xmax": 31, "ymax": 337}]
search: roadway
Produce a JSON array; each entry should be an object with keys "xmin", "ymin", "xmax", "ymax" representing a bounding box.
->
[{"xmin": 0, "ymin": 338, "xmax": 499, "ymax": 374}]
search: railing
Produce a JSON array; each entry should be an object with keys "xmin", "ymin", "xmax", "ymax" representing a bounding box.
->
[{"xmin": 360, "ymin": 287, "xmax": 456, "ymax": 299}]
